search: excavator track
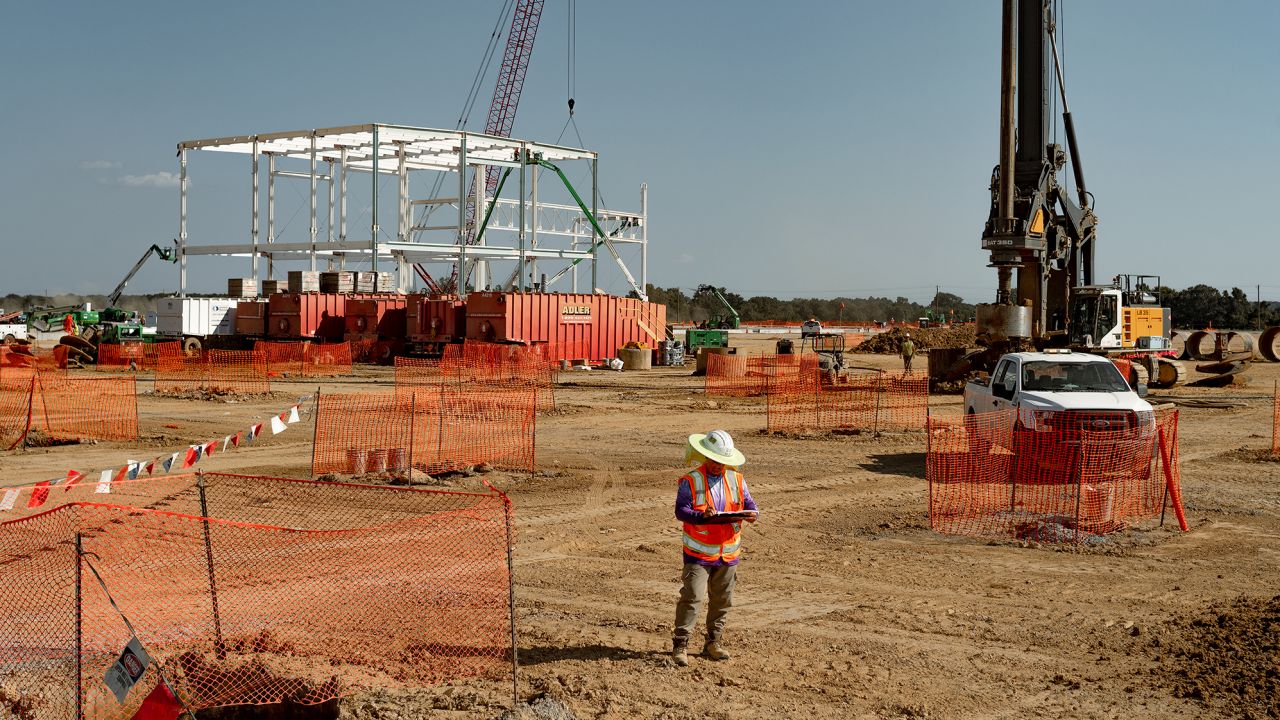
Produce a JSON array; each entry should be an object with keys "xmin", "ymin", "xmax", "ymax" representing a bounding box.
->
[{"xmin": 1151, "ymin": 357, "xmax": 1187, "ymax": 389}]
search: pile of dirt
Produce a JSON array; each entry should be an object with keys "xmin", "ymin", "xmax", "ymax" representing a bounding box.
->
[
  {"xmin": 857, "ymin": 326, "xmax": 976, "ymax": 354},
  {"xmin": 1147, "ymin": 594, "xmax": 1280, "ymax": 718}
]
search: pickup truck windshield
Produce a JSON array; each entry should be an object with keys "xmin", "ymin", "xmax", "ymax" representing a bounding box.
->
[{"xmin": 1020, "ymin": 361, "xmax": 1130, "ymax": 393}]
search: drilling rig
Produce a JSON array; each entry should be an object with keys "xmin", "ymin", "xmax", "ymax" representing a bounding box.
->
[{"xmin": 962, "ymin": 0, "xmax": 1184, "ymax": 389}]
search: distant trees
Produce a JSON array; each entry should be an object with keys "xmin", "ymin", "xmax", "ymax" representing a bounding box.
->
[{"xmin": 638, "ymin": 283, "xmax": 1278, "ymax": 329}]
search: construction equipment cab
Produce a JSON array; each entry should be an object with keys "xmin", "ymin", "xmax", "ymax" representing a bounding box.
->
[
  {"xmin": 801, "ymin": 319, "xmax": 823, "ymax": 338},
  {"xmin": 1068, "ymin": 275, "xmax": 1171, "ymax": 351}
]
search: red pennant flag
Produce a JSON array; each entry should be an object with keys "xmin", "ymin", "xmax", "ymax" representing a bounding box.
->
[
  {"xmin": 145, "ymin": 460, "xmax": 156, "ymax": 476},
  {"xmin": 181, "ymin": 446, "xmax": 199, "ymax": 469},
  {"xmin": 27, "ymin": 481, "xmax": 53, "ymax": 509},
  {"xmin": 231, "ymin": 432, "xmax": 241, "ymax": 448},
  {"xmin": 113, "ymin": 465, "xmax": 129, "ymax": 484},
  {"xmin": 203, "ymin": 440, "xmax": 217, "ymax": 457},
  {"xmin": 63, "ymin": 470, "xmax": 86, "ymax": 492},
  {"xmin": 129, "ymin": 680, "xmax": 183, "ymax": 720}
]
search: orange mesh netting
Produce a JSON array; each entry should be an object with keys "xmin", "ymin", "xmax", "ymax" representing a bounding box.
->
[
  {"xmin": 705, "ymin": 354, "xmax": 818, "ymax": 398},
  {"xmin": 1, "ymin": 371, "xmax": 138, "ymax": 449},
  {"xmin": 766, "ymin": 370, "xmax": 929, "ymax": 433},
  {"xmin": 0, "ymin": 473, "xmax": 515, "ymax": 719},
  {"xmin": 155, "ymin": 351, "xmax": 270, "ymax": 396},
  {"xmin": 397, "ymin": 347, "xmax": 555, "ymax": 413},
  {"xmin": 926, "ymin": 408, "xmax": 1186, "ymax": 543},
  {"xmin": 96, "ymin": 342, "xmax": 182, "ymax": 372},
  {"xmin": 314, "ymin": 384, "xmax": 537, "ymax": 477},
  {"xmin": 255, "ymin": 341, "xmax": 354, "ymax": 377}
]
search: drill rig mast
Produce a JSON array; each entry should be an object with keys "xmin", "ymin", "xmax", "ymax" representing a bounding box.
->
[{"xmin": 978, "ymin": 0, "xmax": 1094, "ymax": 347}]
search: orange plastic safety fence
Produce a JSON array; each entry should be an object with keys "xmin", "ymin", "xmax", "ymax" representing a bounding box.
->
[
  {"xmin": 255, "ymin": 341, "xmax": 354, "ymax": 377},
  {"xmin": 705, "ymin": 354, "xmax": 816, "ymax": 398},
  {"xmin": 397, "ymin": 350, "xmax": 555, "ymax": 413},
  {"xmin": 926, "ymin": 408, "xmax": 1184, "ymax": 543},
  {"xmin": 155, "ymin": 351, "xmax": 269, "ymax": 396},
  {"xmin": 0, "ymin": 473, "xmax": 514, "ymax": 720},
  {"xmin": 313, "ymin": 385, "xmax": 537, "ymax": 477},
  {"xmin": 766, "ymin": 370, "xmax": 929, "ymax": 433},
  {"xmin": 0, "ymin": 371, "xmax": 138, "ymax": 449},
  {"xmin": 96, "ymin": 342, "xmax": 183, "ymax": 372}
]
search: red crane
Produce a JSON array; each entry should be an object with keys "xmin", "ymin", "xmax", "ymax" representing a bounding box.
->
[{"xmin": 415, "ymin": 0, "xmax": 546, "ymax": 295}]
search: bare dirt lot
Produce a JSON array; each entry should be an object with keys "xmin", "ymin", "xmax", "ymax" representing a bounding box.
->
[{"xmin": 3, "ymin": 335, "xmax": 1278, "ymax": 720}]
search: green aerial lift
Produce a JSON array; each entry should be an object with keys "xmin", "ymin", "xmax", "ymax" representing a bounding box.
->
[{"xmin": 682, "ymin": 284, "xmax": 740, "ymax": 350}]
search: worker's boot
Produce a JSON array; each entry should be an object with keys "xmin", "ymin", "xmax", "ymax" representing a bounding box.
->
[
  {"xmin": 702, "ymin": 638, "xmax": 730, "ymax": 661},
  {"xmin": 671, "ymin": 638, "xmax": 689, "ymax": 667}
]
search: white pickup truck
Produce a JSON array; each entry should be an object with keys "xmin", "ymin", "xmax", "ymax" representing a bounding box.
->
[
  {"xmin": 964, "ymin": 350, "xmax": 1154, "ymax": 433},
  {"xmin": 0, "ymin": 319, "xmax": 27, "ymax": 344}
]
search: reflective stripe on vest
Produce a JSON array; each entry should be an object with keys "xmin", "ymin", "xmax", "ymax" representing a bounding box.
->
[{"xmin": 681, "ymin": 464, "xmax": 746, "ymax": 562}]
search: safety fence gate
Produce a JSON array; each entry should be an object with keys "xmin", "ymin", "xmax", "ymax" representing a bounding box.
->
[
  {"xmin": 926, "ymin": 408, "xmax": 1186, "ymax": 543},
  {"xmin": 0, "ymin": 473, "xmax": 517, "ymax": 719},
  {"xmin": 0, "ymin": 369, "xmax": 138, "ymax": 450}
]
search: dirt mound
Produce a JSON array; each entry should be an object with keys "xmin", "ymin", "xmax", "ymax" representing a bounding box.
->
[
  {"xmin": 1148, "ymin": 594, "xmax": 1280, "ymax": 718},
  {"xmin": 857, "ymin": 326, "xmax": 976, "ymax": 354}
]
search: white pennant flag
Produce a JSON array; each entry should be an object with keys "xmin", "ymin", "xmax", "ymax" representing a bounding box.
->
[
  {"xmin": 222, "ymin": 435, "xmax": 232, "ymax": 453},
  {"xmin": 0, "ymin": 489, "xmax": 18, "ymax": 512},
  {"xmin": 288, "ymin": 405, "xmax": 301, "ymax": 424},
  {"xmin": 270, "ymin": 414, "xmax": 287, "ymax": 435},
  {"xmin": 95, "ymin": 469, "xmax": 114, "ymax": 494}
]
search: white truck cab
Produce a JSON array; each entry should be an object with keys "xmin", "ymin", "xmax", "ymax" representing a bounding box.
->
[
  {"xmin": 964, "ymin": 350, "xmax": 1154, "ymax": 431},
  {"xmin": 800, "ymin": 319, "xmax": 823, "ymax": 338}
]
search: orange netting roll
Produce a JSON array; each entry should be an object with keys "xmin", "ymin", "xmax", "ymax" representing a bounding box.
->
[
  {"xmin": 926, "ymin": 408, "xmax": 1184, "ymax": 543},
  {"xmin": 0, "ymin": 473, "xmax": 515, "ymax": 719}
]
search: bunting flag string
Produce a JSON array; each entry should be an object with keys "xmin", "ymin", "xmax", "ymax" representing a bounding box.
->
[{"xmin": 0, "ymin": 396, "xmax": 312, "ymax": 514}]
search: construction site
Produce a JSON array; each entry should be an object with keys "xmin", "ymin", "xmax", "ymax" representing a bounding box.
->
[{"xmin": 2, "ymin": 2, "xmax": 1278, "ymax": 719}]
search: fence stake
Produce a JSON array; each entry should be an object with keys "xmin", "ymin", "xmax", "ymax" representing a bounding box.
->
[
  {"xmin": 436, "ymin": 380, "xmax": 446, "ymax": 470},
  {"xmin": 75, "ymin": 532, "xmax": 84, "ymax": 720},
  {"xmin": 133, "ymin": 375, "xmax": 141, "ymax": 448},
  {"xmin": 503, "ymin": 497, "xmax": 519, "ymax": 711},
  {"xmin": 1073, "ymin": 442, "xmax": 1085, "ymax": 544},
  {"xmin": 873, "ymin": 371, "xmax": 883, "ymax": 436},
  {"xmin": 197, "ymin": 472, "xmax": 227, "ymax": 659},
  {"xmin": 310, "ymin": 387, "xmax": 321, "ymax": 477},
  {"xmin": 408, "ymin": 391, "xmax": 417, "ymax": 483}
]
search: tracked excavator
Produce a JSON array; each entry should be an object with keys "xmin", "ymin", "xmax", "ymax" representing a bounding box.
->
[{"xmin": 941, "ymin": 0, "xmax": 1186, "ymax": 390}]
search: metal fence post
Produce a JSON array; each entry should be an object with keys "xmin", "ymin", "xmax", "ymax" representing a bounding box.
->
[
  {"xmin": 408, "ymin": 391, "xmax": 417, "ymax": 482},
  {"xmin": 75, "ymin": 532, "xmax": 84, "ymax": 720},
  {"xmin": 310, "ymin": 387, "xmax": 321, "ymax": 477},
  {"xmin": 197, "ymin": 472, "xmax": 226, "ymax": 659},
  {"xmin": 873, "ymin": 371, "xmax": 883, "ymax": 436},
  {"xmin": 503, "ymin": 497, "xmax": 519, "ymax": 712}
]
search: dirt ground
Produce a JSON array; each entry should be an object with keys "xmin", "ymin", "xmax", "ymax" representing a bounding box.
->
[{"xmin": 3, "ymin": 335, "xmax": 1278, "ymax": 720}]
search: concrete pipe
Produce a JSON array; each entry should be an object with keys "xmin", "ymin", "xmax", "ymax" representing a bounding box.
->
[
  {"xmin": 1185, "ymin": 330, "xmax": 1214, "ymax": 361},
  {"xmin": 1258, "ymin": 326, "xmax": 1280, "ymax": 362},
  {"xmin": 1169, "ymin": 331, "xmax": 1189, "ymax": 360}
]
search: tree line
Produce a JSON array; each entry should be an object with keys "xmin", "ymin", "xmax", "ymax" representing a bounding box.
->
[{"xmin": 641, "ymin": 284, "xmax": 1280, "ymax": 330}]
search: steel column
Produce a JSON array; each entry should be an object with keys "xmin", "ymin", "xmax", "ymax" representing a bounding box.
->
[
  {"xmin": 251, "ymin": 140, "xmax": 260, "ymax": 281},
  {"xmin": 326, "ymin": 159, "xmax": 335, "ymax": 270},
  {"xmin": 371, "ymin": 126, "xmax": 380, "ymax": 273},
  {"xmin": 339, "ymin": 147, "xmax": 348, "ymax": 272},
  {"xmin": 590, "ymin": 157, "xmax": 599, "ymax": 291},
  {"xmin": 529, "ymin": 157, "xmax": 538, "ymax": 289},
  {"xmin": 640, "ymin": 182, "xmax": 648, "ymax": 291},
  {"xmin": 457, "ymin": 134, "xmax": 468, "ymax": 297},
  {"xmin": 474, "ymin": 161, "xmax": 487, "ymax": 290},
  {"xmin": 178, "ymin": 148, "xmax": 188, "ymax": 296},
  {"xmin": 267, "ymin": 153, "xmax": 276, "ymax": 279},
  {"xmin": 518, "ymin": 143, "xmax": 527, "ymax": 291},
  {"xmin": 309, "ymin": 132, "xmax": 318, "ymax": 272}
]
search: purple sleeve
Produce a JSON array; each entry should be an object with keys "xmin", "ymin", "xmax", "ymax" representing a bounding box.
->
[
  {"xmin": 741, "ymin": 479, "xmax": 758, "ymax": 512},
  {"xmin": 675, "ymin": 479, "xmax": 702, "ymax": 524}
]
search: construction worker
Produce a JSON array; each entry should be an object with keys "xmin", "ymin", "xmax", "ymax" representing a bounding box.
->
[
  {"xmin": 62, "ymin": 313, "xmax": 76, "ymax": 336},
  {"xmin": 672, "ymin": 430, "xmax": 759, "ymax": 667},
  {"xmin": 901, "ymin": 333, "xmax": 915, "ymax": 372}
]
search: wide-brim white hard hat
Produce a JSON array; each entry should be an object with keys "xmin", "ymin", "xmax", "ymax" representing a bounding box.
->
[{"xmin": 687, "ymin": 430, "xmax": 746, "ymax": 467}]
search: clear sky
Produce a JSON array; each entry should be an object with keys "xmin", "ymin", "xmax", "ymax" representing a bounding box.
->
[{"xmin": 1, "ymin": 1, "xmax": 1277, "ymax": 303}]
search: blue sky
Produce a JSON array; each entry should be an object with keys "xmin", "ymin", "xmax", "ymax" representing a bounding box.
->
[{"xmin": 1, "ymin": 1, "xmax": 1277, "ymax": 303}]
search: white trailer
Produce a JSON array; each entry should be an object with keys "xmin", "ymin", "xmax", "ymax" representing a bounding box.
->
[{"xmin": 155, "ymin": 297, "xmax": 239, "ymax": 352}]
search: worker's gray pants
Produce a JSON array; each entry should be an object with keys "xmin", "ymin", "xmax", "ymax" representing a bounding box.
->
[
  {"xmin": 903, "ymin": 355, "xmax": 913, "ymax": 371},
  {"xmin": 674, "ymin": 562, "xmax": 736, "ymax": 643}
]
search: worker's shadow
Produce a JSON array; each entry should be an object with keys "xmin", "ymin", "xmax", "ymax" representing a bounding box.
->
[
  {"xmin": 860, "ymin": 452, "xmax": 926, "ymax": 479},
  {"xmin": 520, "ymin": 643, "xmax": 664, "ymax": 666}
]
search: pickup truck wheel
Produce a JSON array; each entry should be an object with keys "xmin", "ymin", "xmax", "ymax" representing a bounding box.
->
[{"xmin": 182, "ymin": 337, "xmax": 202, "ymax": 355}]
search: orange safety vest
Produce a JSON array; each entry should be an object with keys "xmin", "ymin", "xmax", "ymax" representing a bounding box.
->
[{"xmin": 681, "ymin": 463, "xmax": 747, "ymax": 563}]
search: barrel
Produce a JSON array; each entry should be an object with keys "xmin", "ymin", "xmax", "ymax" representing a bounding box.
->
[{"xmin": 617, "ymin": 347, "xmax": 652, "ymax": 370}]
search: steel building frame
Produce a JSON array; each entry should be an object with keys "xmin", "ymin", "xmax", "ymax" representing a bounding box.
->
[{"xmin": 176, "ymin": 123, "xmax": 648, "ymax": 299}]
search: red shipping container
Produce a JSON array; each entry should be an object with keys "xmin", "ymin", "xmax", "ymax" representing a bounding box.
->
[
  {"xmin": 234, "ymin": 300, "xmax": 268, "ymax": 336},
  {"xmin": 464, "ymin": 292, "xmax": 667, "ymax": 362},
  {"xmin": 406, "ymin": 295, "xmax": 466, "ymax": 344},
  {"xmin": 345, "ymin": 297, "xmax": 408, "ymax": 339},
  {"xmin": 268, "ymin": 293, "xmax": 404, "ymax": 340}
]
